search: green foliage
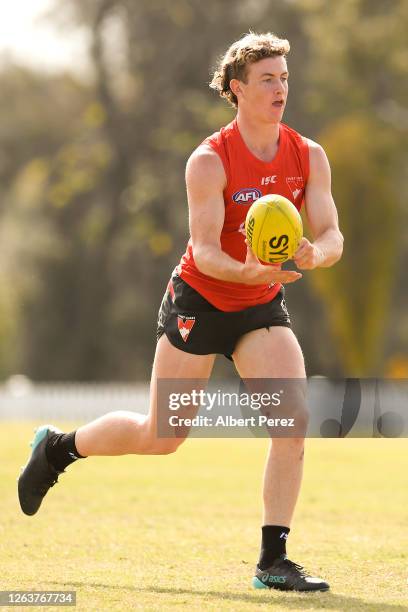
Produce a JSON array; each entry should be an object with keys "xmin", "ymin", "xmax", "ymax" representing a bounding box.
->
[
  {"xmin": 311, "ymin": 115, "xmax": 398, "ymax": 373},
  {"xmin": 294, "ymin": 0, "xmax": 408, "ymax": 374}
]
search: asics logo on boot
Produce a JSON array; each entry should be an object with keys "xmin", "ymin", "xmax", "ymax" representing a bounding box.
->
[{"xmin": 261, "ymin": 574, "xmax": 286, "ymax": 584}]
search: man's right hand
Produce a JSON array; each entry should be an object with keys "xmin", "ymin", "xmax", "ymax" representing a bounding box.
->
[{"xmin": 241, "ymin": 244, "xmax": 302, "ymax": 285}]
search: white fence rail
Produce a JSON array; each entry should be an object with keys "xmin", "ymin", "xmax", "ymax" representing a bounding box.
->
[
  {"xmin": 1, "ymin": 376, "xmax": 407, "ymax": 437},
  {"xmin": 0, "ymin": 376, "xmax": 150, "ymax": 421}
]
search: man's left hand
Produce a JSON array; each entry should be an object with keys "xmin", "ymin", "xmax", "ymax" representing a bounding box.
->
[{"xmin": 293, "ymin": 237, "xmax": 324, "ymax": 270}]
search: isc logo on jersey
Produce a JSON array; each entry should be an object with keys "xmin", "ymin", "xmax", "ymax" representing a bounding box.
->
[{"xmin": 232, "ymin": 188, "xmax": 262, "ymax": 205}]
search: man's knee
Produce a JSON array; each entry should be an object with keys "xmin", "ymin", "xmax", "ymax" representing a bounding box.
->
[
  {"xmin": 281, "ymin": 382, "xmax": 309, "ymax": 435},
  {"xmin": 293, "ymin": 402, "xmax": 310, "ymax": 434}
]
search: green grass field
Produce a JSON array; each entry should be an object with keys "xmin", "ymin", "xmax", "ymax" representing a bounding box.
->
[{"xmin": 1, "ymin": 423, "xmax": 407, "ymax": 611}]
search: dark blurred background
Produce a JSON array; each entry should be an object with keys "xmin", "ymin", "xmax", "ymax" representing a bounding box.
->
[{"xmin": 0, "ymin": 0, "xmax": 407, "ymax": 382}]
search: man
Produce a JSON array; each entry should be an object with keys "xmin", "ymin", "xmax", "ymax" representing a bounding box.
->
[{"xmin": 18, "ymin": 32, "xmax": 343, "ymax": 592}]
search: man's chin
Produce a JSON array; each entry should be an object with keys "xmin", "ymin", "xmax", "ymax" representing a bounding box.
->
[
  {"xmin": 266, "ymin": 113, "xmax": 284, "ymax": 125},
  {"xmin": 264, "ymin": 106, "xmax": 285, "ymax": 124}
]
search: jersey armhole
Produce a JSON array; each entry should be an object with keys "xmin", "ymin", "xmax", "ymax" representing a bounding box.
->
[
  {"xmin": 297, "ymin": 136, "xmax": 310, "ymax": 211},
  {"xmin": 202, "ymin": 137, "xmax": 230, "ymax": 195},
  {"xmin": 299, "ymin": 136, "xmax": 310, "ymax": 185}
]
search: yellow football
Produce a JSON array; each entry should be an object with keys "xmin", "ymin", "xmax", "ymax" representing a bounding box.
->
[{"xmin": 245, "ymin": 194, "xmax": 303, "ymax": 263}]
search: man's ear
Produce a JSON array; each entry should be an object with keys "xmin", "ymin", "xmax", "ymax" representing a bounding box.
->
[{"xmin": 230, "ymin": 78, "xmax": 242, "ymax": 99}]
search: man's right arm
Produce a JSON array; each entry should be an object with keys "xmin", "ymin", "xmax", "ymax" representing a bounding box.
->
[{"xmin": 186, "ymin": 145, "xmax": 302, "ymax": 286}]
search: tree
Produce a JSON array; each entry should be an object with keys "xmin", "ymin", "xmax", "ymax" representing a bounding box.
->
[{"xmin": 291, "ymin": 0, "xmax": 408, "ymax": 374}]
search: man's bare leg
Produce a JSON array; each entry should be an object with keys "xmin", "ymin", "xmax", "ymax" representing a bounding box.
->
[
  {"xmin": 18, "ymin": 335, "xmax": 215, "ymax": 515},
  {"xmin": 75, "ymin": 335, "xmax": 215, "ymax": 456},
  {"xmin": 232, "ymin": 327, "xmax": 328, "ymax": 590},
  {"xmin": 232, "ymin": 325, "xmax": 308, "ymax": 569},
  {"xmin": 233, "ymin": 326, "xmax": 306, "ymax": 526}
]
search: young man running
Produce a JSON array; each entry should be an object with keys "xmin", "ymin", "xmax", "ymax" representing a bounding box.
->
[{"xmin": 18, "ymin": 32, "xmax": 343, "ymax": 592}]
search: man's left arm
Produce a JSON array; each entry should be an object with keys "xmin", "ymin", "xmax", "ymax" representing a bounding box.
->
[{"xmin": 293, "ymin": 140, "xmax": 344, "ymax": 270}]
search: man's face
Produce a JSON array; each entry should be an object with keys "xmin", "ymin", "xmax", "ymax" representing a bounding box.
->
[{"xmin": 234, "ymin": 56, "xmax": 289, "ymax": 123}]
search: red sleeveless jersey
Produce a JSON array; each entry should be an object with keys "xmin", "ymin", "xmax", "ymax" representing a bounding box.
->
[{"xmin": 178, "ymin": 118, "xmax": 310, "ymax": 311}]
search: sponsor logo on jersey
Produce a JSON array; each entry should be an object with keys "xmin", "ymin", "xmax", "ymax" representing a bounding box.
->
[
  {"xmin": 232, "ymin": 187, "xmax": 262, "ymax": 205},
  {"xmin": 286, "ymin": 176, "xmax": 304, "ymax": 200},
  {"xmin": 177, "ymin": 315, "xmax": 196, "ymax": 342},
  {"xmin": 261, "ymin": 175, "xmax": 278, "ymax": 185}
]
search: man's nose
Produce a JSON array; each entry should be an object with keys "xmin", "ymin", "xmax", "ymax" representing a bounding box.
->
[{"xmin": 275, "ymin": 79, "xmax": 285, "ymax": 95}]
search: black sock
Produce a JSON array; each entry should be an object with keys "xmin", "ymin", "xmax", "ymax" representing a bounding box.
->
[
  {"xmin": 258, "ymin": 525, "xmax": 290, "ymax": 570},
  {"xmin": 45, "ymin": 430, "xmax": 86, "ymax": 472}
]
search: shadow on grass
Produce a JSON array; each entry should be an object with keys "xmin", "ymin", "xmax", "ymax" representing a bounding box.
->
[{"xmin": 46, "ymin": 581, "xmax": 406, "ymax": 611}]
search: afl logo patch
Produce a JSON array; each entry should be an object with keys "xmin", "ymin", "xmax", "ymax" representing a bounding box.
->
[{"xmin": 232, "ymin": 188, "xmax": 262, "ymax": 205}]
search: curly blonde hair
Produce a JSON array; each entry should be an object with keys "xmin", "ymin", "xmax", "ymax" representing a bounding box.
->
[{"xmin": 210, "ymin": 32, "xmax": 290, "ymax": 108}]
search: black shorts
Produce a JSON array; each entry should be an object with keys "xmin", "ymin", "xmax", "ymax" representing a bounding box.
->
[{"xmin": 156, "ymin": 274, "xmax": 291, "ymax": 359}]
